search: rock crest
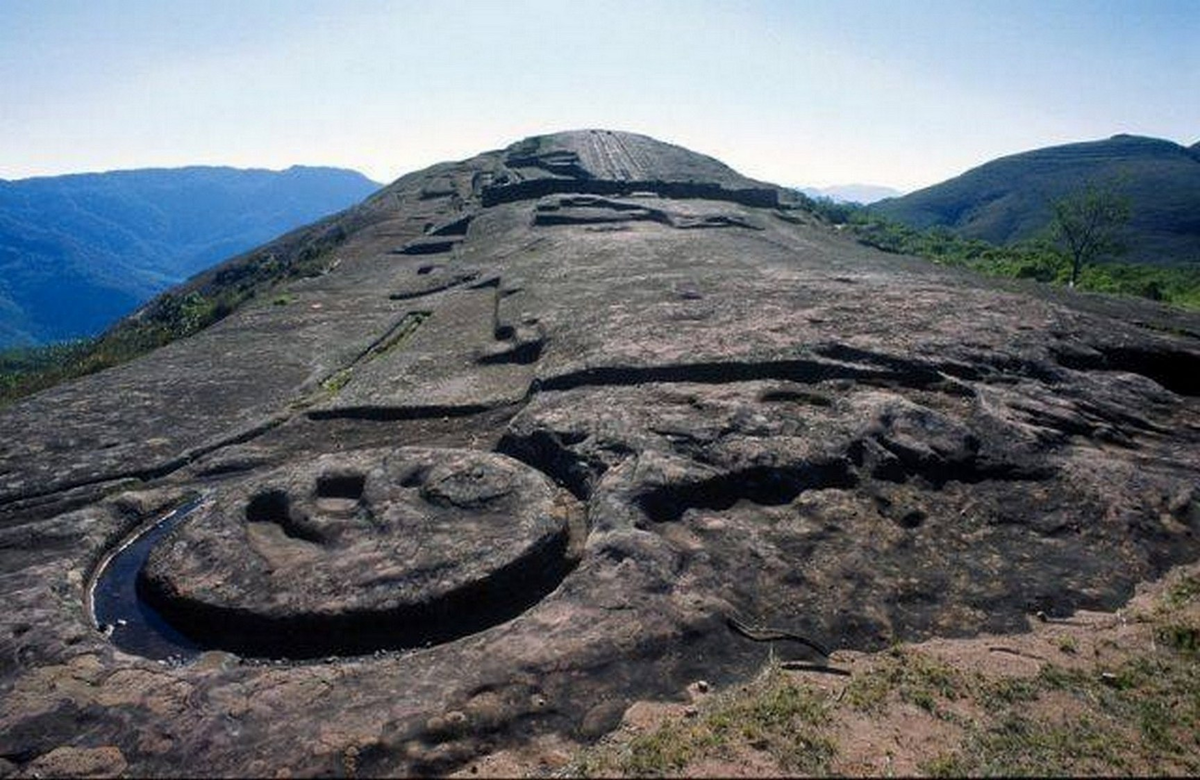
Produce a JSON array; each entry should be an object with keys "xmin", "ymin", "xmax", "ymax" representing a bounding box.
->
[{"xmin": 0, "ymin": 129, "xmax": 1197, "ymax": 776}]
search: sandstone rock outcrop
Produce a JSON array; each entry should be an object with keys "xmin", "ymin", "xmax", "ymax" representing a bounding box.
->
[
  {"xmin": 1, "ymin": 130, "xmax": 1197, "ymax": 776},
  {"xmin": 138, "ymin": 448, "xmax": 579, "ymax": 658}
]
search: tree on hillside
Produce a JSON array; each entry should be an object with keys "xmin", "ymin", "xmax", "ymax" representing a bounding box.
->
[{"xmin": 1050, "ymin": 179, "xmax": 1132, "ymax": 287}]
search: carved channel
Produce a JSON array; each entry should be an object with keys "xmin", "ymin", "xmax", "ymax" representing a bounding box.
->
[{"xmin": 88, "ymin": 450, "xmax": 583, "ymax": 660}]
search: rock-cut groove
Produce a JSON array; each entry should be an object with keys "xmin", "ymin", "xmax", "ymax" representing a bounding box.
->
[
  {"xmin": 393, "ymin": 238, "xmax": 461, "ymax": 255},
  {"xmin": 92, "ymin": 485, "xmax": 581, "ymax": 660},
  {"xmin": 496, "ymin": 429, "xmax": 596, "ymax": 501},
  {"xmin": 390, "ymin": 272, "xmax": 480, "ymax": 301},
  {"xmin": 307, "ymin": 402, "xmax": 499, "ymax": 422},
  {"xmin": 478, "ymin": 337, "xmax": 545, "ymax": 366},
  {"xmin": 536, "ymin": 357, "xmax": 957, "ymax": 394},
  {"xmin": 89, "ymin": 499, "xmax": 205, "ymax": 661},
  {"xmin": 480, "ymin": 178, "xmax": 781, "ymax": 209},
  {"xmin": 317, "ymin": 312, "xmax": 431, "ymax": 397},
  {"xmin": 135, "ymin": 526, "xmax": 576, "ymax": 660},
  {"xmin": 316, "ymin": 473, "xmax": 366, "ymax": 500},
  {"xmin": 637, "ymin": 461, "xmax": 858, "ymax": 523},
  {"xmin": 1054, "ymin": 344, "xmax": 1200, "ymax": 397}
]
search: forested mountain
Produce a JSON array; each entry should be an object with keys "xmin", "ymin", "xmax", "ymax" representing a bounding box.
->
[
  {"xmin": 0, "ymin": 165, "xmax": 379, "ymax": 346},
  {"xmin": 871, "ymin": 135, "xmax": 1200, "ymax": 265}
]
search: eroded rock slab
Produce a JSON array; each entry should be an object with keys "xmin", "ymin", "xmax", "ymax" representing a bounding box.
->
[
  {"xmin": 1, "ymin": 129, "xmax": 1198, "ymax": 777},
  {"xmin": 502, "ymin": 378, "xmax": 1198, "ymax": 647}
]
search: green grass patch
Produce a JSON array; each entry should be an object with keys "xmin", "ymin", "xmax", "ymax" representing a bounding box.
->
[
  {"xmin": 925, "ymin": 712, "xmax": 1129, "ymax": 777},
  {"xmin": 1156, "ymin": 622, "xmax": 1200, "ymax": 656},
  {"xmin": 576, "ymin": 662, "xmax": 836, "ymax": 777},
  {"xmin": 931, "ymin": 641, "xmax": 1200, "ymax": 776},
  {"xmin": 320, "ymin": 368, "xmax": 353, "ymax": 394},
  {"xmin": 973, "ymin": 675, "xmax": 1041, "ymax": 712},
  {"xmin": 979, "ymin": 646, "xmax": 1200, "ymax": 773},
  {"xmin": 702, "ymin": 670, "xmax": 836, "ymax": 772},
  {"xmin": 843, "ymin": 645, "xmax": 964, "ymax": 715},
  {"xmin": 1163, "ymin": 574, "xmax": 1200, "ymax": 609}
]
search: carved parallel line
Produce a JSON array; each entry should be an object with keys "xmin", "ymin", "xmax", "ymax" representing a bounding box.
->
[
  {"xmin": 307, "ymin": 403, "xmax": 499, "ymax": 422},
  {"xmin": 536, "ymin": 358, "xmax": 956, "ymax": 394}
]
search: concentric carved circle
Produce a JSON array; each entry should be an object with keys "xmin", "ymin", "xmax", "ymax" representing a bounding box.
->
[{"xmin": 138, "ymin": 447, "xmax": 575, "ymax": 657}]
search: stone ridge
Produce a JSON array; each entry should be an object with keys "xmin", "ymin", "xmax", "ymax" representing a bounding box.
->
[
  {"xmin": 479, "ymin": 129, "xmax": 787, "ymax": 208},
  {"xmin": 0, "ymin": 130, "xmax": 1197, "ymax": 778},
  {"xmin": 504, "ymin": 130, "xmax": 764, "ymax": 186}
]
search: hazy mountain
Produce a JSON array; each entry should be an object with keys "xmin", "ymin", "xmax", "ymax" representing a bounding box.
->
[
  {"xmin": 798, "ymin": 183, "xmax": 903, "ymax": 204},
  {"xmin": 0, "ymin": 165, "xmax": 380, "ymax": 347},
  {"xmin": 871, "ymin": 134, "xmax": 1200, "ymax": 264}
]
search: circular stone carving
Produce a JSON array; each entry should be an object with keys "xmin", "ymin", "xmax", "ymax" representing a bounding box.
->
[{"xmin": 138, "ymin": 447, "xmax": 575, "ymax": 657}]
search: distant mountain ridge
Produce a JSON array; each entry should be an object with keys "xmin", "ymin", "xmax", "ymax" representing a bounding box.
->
[
  {"xmin": 0, "ymin": 165, "xmax": 380, "ymax": 347},
  {"xmin": 798, "ymin": 183, "xmax": 903, "ymax": 204},
  {"xmin": 871, "ymin": 134, "xmax": 1200, "ymax": 265}
]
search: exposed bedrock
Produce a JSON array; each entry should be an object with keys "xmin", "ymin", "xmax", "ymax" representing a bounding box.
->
[
  {"xmin": 500, "ymin": 377, "xmax": 1200, "ymax": 650},
  {"xmin": 393, "ymin": 236, "xmax": 462, "ymax": 255},
  {"xmin": 1, "ymin": 129, "xmax": 1199, "ymax": 777},
  {"xmin": 137, "ymin": 448, "xmax": 582, "ymax": 658},
  {"xmin": 483, "ymin": 130, "xmax": 787, "ymax": 209},
  {"xmin": 533, "ymin": 197, "xmax": 671, "ymax": 227},
  {"xmin": 530, "ymin": 193, "xmax": 765, "ymax": 231},
  {"xmin": 482, "ymin": 176, "xmax": 781, "ymax": 209},
  {"xmin": 1051, "ymin": 340, "xmax": 1200, "ymax": 397}
]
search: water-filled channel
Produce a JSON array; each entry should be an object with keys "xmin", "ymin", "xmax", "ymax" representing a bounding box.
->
[{"xmin": 90, "ymin": 498, "xmax": 204, "ymax": 661}]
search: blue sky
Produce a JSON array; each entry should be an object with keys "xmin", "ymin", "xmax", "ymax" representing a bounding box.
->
[{"xmin": 1, "ymin": 0, "xmax": 1197, "ymax": 191}]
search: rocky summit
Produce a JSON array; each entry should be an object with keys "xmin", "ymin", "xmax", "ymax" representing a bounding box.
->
[{"xmin": 1, "ymin": 129, "xmax": 1198, "ymax": 776}]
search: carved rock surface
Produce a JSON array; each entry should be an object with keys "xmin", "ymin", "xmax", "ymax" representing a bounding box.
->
[
  {"xmin": 139, "ymin": 448, "xmax": 577, "ymax": 657},
  {"xmin": 1, "ymin": 129, "xmax": 1198, "ymax": 776}
]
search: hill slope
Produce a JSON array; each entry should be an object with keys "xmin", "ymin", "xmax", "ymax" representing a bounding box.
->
[
  {"xmin": 0, "ymin": 165, "xmax": 379, "ymax": 346},
  {"xmin": 0, "ymin": 129, "xmax": 1197, "ymax": 777},
  {"xmin": 872, "ymin": 134, "xmax": 1200, "ymax": 264}
]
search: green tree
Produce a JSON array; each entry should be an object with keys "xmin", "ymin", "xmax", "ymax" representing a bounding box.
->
[{"xmin": 1050, "ymin": 179, "xmax": 1132, "ymax": 287}]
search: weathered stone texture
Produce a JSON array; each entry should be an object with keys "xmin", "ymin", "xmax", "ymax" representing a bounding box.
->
[{"xmin": 1, "ymin": 129, "xmax": 1197, "ymax": 776}]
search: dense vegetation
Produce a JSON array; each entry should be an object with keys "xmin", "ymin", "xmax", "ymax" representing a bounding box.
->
[
  {"xmin": 0, "ymin": 165, "xmax": 378, "ymax": 347},
  {"xmin": 806, "ymin": 196, "xmax": 1200, "ymax": 310},
  {"xmin": 870, "ymin": 134, "xmax": 1200, "ymax": 266}
]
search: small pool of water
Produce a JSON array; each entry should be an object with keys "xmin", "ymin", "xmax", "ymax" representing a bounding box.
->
[{"xmin": 90, "ymin": 499, "xmax": 204, "ymax": 661}]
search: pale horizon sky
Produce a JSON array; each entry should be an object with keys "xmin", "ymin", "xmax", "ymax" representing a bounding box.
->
[{"xmin": 1, "ymin": 0, "xmax": 1197, "ymax": 193}]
